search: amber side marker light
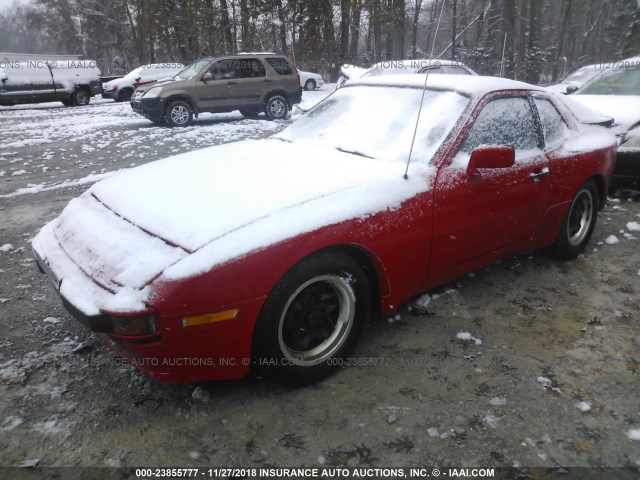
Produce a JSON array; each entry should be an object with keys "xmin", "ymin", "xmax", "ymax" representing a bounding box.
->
[{"xmin": 182, "ymin": 309, "xmax": 239, "ymax": 327}]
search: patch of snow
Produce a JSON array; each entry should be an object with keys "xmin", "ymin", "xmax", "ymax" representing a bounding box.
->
[
  {"xmin": 457, "ymin": 331, "xmax": 482, "ymax": 345},
  {"xmin": 42, "ymin": 316, "xmax": 61, "ymax": 324},
  {"xmin": 490, "ymin": 397, "xmax": 507, "ymax": 406},
  {"xmin": 627, "ymin": 429, "xmax": 640, "ymax": 441},
  {"xmin": 0, "ymin": 244, "xmax": 13, "ymax": 252},
  {"xmin": 11, "ymin": 170, "xmax": 27, "ymax": 176},
  {"xmin": 576, "ymin": 401, "xmax": 592, "ymax": 412},
  {"xmin": 626, "ymin": 221, "xmax": 640, "ymax": 232},
  {"xmin": 18, "ymin": 459, "xmax": 40, "ymax": 468},
  {"xmin": 483, "ymin": 412, "xmax": 500, "ymax": 429},
  {"xmin": 604, "ymin": 235, "xmax": 619, "ymax": 245},
  {"xmin": 1, "ymin": 416, "xmax": 24, "ymax": 431},
  {"xmin": 189, "ymin": 451, "xmax": 201, "ymax": 460},
  {"xmin": 191, "ymin": 386, "xmax": 211, "ymax": 403},
  {"xmin": 537, "ymin": 376, "xmax": 561, "ymax": 393}
]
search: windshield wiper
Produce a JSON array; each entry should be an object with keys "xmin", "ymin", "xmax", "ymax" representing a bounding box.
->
[{"xmin": 336, "ymin": 147, "xmax": 374, "ymax": 159}]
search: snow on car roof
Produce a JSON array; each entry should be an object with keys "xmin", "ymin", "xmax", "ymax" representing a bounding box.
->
[
  {"xmin": 370, "ymin": 59, "xmax": 469, "ymax": 68},
  {"xmin": 350, "ymin": 74, "xmax": 539, "ymax": 97}
]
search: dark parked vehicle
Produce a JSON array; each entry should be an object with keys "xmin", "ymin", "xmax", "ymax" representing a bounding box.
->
[
  {"xmin": 570, "ymin": 61, "xmax": 640, "ymax": 186},
  {"xmin": 0, "ymin": 60, "xmax": 102, "ymax": 106},
  {"xmin": 130, "ymin": 54, "xmax": 302, "ymax": 126}
]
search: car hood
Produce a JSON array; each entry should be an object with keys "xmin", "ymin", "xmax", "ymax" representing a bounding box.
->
[
  {"xmin": 135, "ymin": 77, "xmax": 183, "ymax": 92},
  {"xmin": 570, "ymin": 95, "xmax": 640, "ymax": 131},
  {"xmin": 82, "ymin": 139, "xmax": 428, "ymax": 282}
]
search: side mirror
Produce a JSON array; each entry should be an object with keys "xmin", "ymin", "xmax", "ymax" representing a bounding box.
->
[
  {"xmin": 565, "ymin": 84, "xmax": 578, "ymax": 94},
  {"xmin": 135, "ymin": 76, "xmax": 142, "ymax": 82},
  {"xmin": 466, "ymin": 145, "xmax": 515, "ymax": 180},
  {"xmin": 202, "ymin": 72, "xmax": 213, "ymax": 82}
]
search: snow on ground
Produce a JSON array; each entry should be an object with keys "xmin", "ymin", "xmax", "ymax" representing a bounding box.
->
[{"xmin": 0, "ymin": 87, "xmax": 334, "ymax": 198}]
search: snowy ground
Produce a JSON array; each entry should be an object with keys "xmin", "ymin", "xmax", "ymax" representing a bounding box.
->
[{"xmin": 1, "ymin": 88, "xmax": 639, "ymax": 474}]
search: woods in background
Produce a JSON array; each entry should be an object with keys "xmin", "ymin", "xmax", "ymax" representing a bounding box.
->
[{"xmin": 1, "ymin": 0, "xmax": 639, "ymax": 84}]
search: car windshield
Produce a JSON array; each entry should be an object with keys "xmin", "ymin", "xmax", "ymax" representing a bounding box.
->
[
  {"xmin": 562, "ymin": 66, "xmax": 599, "ymax": 84},
  {"xmin": 275, "ymin": 85, "xmax": 469, "ymax": 163},
  {"xmin": 578, "ymin": 68, "xmax": 640, "ymax": 95},
  {"xmin": 175, "ymin": 60, "xmax": 210, "ymax": 80}
]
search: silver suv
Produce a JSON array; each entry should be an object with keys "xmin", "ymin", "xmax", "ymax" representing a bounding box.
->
[{"xmin": 130, "ymin": 54, "xmax": 302, "ymax": 126}]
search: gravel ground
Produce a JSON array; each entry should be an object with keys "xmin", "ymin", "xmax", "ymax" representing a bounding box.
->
[{"xmin": 0, "ymin": 93, "xmax": 639, "ymax": 478}]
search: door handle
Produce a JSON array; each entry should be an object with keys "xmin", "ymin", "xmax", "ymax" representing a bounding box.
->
[{"xmin": 529, "ymin": 167, "xmax": 550, "ymax": 182}]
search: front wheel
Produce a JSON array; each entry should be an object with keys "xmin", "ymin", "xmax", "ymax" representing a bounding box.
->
[
  {"xmin": 165, "ymin": 100, "xmax": 193, "ymax": 127},
  {"xmin": 549, "ymin": 179, "xmax": 599, "ymax": 260},
  {"xmin": 264, "ymin": 95, "xmax": 288, "ymax": 120},
  {"xmin": 304, "ymin": 79, "xmax": 316, "ymax": 91},
  {"xmin": 117, "ymin": 88, "xmax": 133, "ymax": 102},
  {"xmin": 252, "ymin": 251, "xmax": 371, "ymax": 385}
]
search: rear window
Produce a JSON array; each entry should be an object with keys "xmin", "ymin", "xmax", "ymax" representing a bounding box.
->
[{"xmin": 267, "ymin": 58, "xmax": 293, "ymax": 75}]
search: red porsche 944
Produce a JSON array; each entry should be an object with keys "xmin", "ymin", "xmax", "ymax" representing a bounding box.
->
[{"xmin": 33, "ymin": 75, "xmax": 616, "ymax": 385}]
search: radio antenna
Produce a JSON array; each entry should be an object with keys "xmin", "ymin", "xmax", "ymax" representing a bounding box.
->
[{"xmin": 404, "ymin": 0, "xmax": 446, "ymax": 180}]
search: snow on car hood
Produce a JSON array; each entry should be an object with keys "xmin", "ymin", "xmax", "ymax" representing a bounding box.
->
[
  {"xmin": 570, "ymin": 95, "xmax": 640, "ymax": 131},
  {"xmin": 89, "ymin": 139, "xmax": 431, "ymax": 281}
]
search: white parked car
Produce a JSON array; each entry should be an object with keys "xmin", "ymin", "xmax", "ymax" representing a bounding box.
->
[
  {"xmin": 297, "ymin": 69, "xmax": 324, "ymax": 90},
  {"xmin": 546, "ymin": 64, "xmax": 602, "ymax": 94},
  {"xmin": 361, "ymin": 59, "xmax": 477, "ymax": 77},
  {"xmin": 337, "ymin": 59, "xmax": 476, "ymax": 89},
  {"xmin": 102, "ymin": 63, "xmax": 184, "ymax": 102}
]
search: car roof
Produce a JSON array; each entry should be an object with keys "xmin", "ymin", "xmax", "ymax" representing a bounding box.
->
[
  {"xmin": 350, "ymin": 74, "xmax": 541, "ymax": 97},
  {"xmin": 370, "ymin": 59, "xmax": 470, "ymax": 68},
  {"xmin": 196, "ymin": 53, "xmax": 287, "ymax": 62}
]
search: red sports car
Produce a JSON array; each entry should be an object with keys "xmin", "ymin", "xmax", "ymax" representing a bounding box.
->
[{"xmin": 32, "ymin": 75, "xmax": 617, "ymax": 385}]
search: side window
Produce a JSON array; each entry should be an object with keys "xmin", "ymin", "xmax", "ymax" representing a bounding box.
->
[
  {"xmin": 209, "ymin": 60, "xmax": 238, "ymax": 80},
  {"xmin": 237, "ymin": 58, "xmax": 266, "ymax": 78},
  {"xmin": 460, "ymin": 97, "xmax": 540, "ymax": 155},
  {"xmin": 266, "ymin": 57, "xmax": 294, "ymax": 75},
  {"xmin": 534, "ymin": 98, "xmax": 569, "ymax": 147}
]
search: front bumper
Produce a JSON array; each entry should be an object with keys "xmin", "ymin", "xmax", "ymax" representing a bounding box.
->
[
  {"xmin": 32, "ymin": 220, "xmax": 259, "ymax": 383},
  {"xmin": 614, "ymin": 149, "xmax": 640, "ymax": 180},
  {"xmin": 130, "ymin": 95, "xmax": 165, "ymax": 122}
]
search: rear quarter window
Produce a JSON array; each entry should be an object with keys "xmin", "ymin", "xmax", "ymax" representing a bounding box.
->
[{"xmin": 267, "ymin": 58, "xmax": 294, "ymax": 75}]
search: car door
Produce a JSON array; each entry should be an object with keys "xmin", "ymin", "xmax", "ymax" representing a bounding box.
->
[
  {"xmin": 196, "ymin": 59, "xmax": 241, "ymax": 110},
  {"xmin": 430, "ymin": 94, "xmax": 550, "ymax": 274},
  {"xmin": 229, "ymin": 57, "xmax": 267, "ymax": 106}
]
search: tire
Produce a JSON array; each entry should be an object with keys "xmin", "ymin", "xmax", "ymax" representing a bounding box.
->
[
  {"xmin": 304, "ymin": 79, "xmax": 316, "ymax": 91},
  {"xmin": 239, "ymin": 108, "xmax": 260, "ymax": 119},
  {"xmin": 252, "ymin": 251, "xmax": 371, "ymax": 385},
  {"xmin": 71, "ymin": 88, "xmax": 90, "ymax": 106},
  {"xmin": 264, "ymin": 95, "xmax": 288, "ymax": 120},
  {"xmin": 61, "ymin": 99, "xmax": 73, "ymax": 107},
  {"xmin": 550, "ymin": 179, "xmax": 599, "ymax": 260},
  {"xmin": 164, "ymin": 100, "xmax": 193, "ymax": 127},
  {"xmin": 117, "ymin": 88, "xmax": 133, "ymax": 102}
]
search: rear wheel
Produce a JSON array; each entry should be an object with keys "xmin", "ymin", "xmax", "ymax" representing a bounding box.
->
[
  {"xmin": 550, "ymin": 179, "xmax": 599, "ymax": 260},
  {"xmin": 165, "ymin": 100, "xmax": 193, "ymax": 127},
  {"xmin": 71, "ymin": 88, "xmax": 90, "ymax": 106},
  {"xmin": 252, "ymin": 251, "xmax": 370, "ymax": 385},
  {"xmin": 264, "ymin": 95, "xmax": 288, "ymax": 120}
]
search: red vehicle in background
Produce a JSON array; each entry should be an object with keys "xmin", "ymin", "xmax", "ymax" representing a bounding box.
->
[{"xmin": 33, "ymin": 75, "xmax": 616, "ymax": 385}]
